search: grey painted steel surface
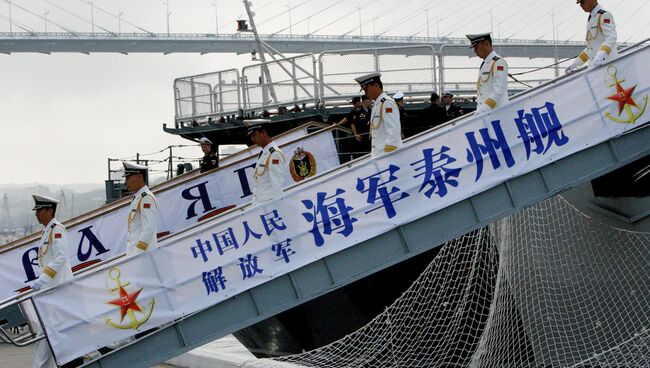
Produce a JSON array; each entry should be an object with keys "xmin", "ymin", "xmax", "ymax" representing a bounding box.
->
[
  {"xmin": 81, "ymin": 123, "xmax": 650, "ymax": 368},
  {"xmin": 0, "ymin": 32, "xmax": 589, "ymax": 58}
]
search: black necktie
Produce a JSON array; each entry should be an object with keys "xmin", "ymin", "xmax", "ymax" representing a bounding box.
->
[{"xmin": 588, "ymin": 14, "xmax": 592, "ymax": 21}]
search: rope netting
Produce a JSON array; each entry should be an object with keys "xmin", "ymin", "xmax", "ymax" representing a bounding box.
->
[{"xmin": 243, "ymin": 195, "xmax": 650, "ymax": 367}]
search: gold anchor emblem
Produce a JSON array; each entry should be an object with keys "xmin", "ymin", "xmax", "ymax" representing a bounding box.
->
[
  {"xmin": 104, "ymin": 268, "xmax": 155, "ymax": 330},
  {"xmin": 604, "ymin": 66, "xmax": 648, "ymax": 124}
]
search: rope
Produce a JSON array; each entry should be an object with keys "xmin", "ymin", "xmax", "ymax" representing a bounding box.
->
[
  {"xmin": 508, "ymin": 57, "xmax": 574, "ymax": 76},
  {"xmin": 507, "ymin": 74, "xmax": 534, "ymax": 88},
  {"xmin": 507, "ymin": 56, "xmax": 575, "ymax": 88}
]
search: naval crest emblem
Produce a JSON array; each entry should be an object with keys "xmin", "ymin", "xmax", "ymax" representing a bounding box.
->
[{"xmin": 290, "ymin": 147, "xmax": 317, "ymax": 182}]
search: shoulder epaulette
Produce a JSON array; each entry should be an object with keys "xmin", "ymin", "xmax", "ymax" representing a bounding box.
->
[
  {"xmin": 597, "ymin": 9, "xmax": 606, "ymax": 14},
  {"xmin": 141, "ymin": 192, "xmax": 148, "ymax": 198},
  {"xmin": 269, "ymin": 146, "xmax": 276, "ymax": 153},
  {"xmin": 380, "ymin": 97, "xmax": 386, "ymax": 103},
  {"xmin": 492, "ymin": 56, "xmax": 501, "ymax": 61}
]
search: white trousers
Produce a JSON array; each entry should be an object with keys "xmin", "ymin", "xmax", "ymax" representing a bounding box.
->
[
  {"xmin": 33, "ymin": 339, "xmax": 55, "ymax": 368},
  {"xmin": 20, "ymin": 300, "xmax": 55, "ymax": 368}
]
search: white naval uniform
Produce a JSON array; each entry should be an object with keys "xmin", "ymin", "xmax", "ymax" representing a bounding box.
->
[
  {"xmin": 32, "ymin": 218, "xmax": 74, "ymax": 368},
  {"xmin": 578, "ymin": 5, "xmax": 618, "ymax": 67},
  {"xmin": 251, "ymin": 141, "xmax": 286, "ymax": 205},
  {"xmin": 126, "ymin": 186, "xmax": 158, "ymax": 256},
  {"xmin": 476, "ymin": 50, "xmax": 509, "ymax": 113},
  {"xmin": 369, "ymin": 92, "xmax": 403, "ymax": 158}
]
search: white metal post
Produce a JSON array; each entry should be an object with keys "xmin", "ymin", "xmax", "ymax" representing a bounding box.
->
[
  {"xmin": 164, "ymin": 1, "xmax": 170, "ymax": 35},
  {"xmin": 44, "ymin": 9, "xmax": 49, "ymax": 33},
  {"xmin": 8, "ymin": 1, "xmax": 12, "ymax": 33},
  {"xmin": 357, "ymin": 7, "xmax": 362, "ymax": 37},
  {"xmin": 287, "ymin": 0, "xmax": 292, "ymax": 36},
  {"xmin": 425, "ymin": 9, "xmax": 430, "ymax": 38},
  {"xmin": 212, "ymin": 1, "xmax": 219, "ymax": 35}
]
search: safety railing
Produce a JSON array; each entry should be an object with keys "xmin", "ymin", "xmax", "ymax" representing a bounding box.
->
[
  {"xmin": 172, "ymin": 41, "xmax": 619, "ymax": 126},
  {"xmin": 174, "ymin": 69, "xmax": 241, "ymax": 123},
  {"xmin": 241, "ymin": 54, "xmax": 318, "ymax": 116}
]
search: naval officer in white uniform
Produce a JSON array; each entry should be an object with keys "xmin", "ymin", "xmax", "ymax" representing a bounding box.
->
[
  {"xmin": 123, "ymin": 162, "xmax": 159, "ymax": 256},
  {"xmin": 354, "ymin": 73, "xmax": 403, "ymax": 158},
  {"xmin": 467, "ymin": 33, "xmax": 509, "ymax": 116},
  {"xmin": 247, "ymin": 120, "xmax": 286, "ymax": 205},
  {"xmin": 30, "ymin": 194, "xmax": 74, "ymax": 368},
  {"xmin": 566, "ymin": 0, "xmax": 617, "ymax": 73}
]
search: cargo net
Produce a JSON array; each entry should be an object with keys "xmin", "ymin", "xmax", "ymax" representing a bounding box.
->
[{"xmin": 243, "ymin": 195, "xmax": 650, "ymax": 367}]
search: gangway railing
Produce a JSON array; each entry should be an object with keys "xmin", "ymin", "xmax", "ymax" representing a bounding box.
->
[{"xmin": 1, "ymin": 40, "xmax": 647, "ymax": 367}]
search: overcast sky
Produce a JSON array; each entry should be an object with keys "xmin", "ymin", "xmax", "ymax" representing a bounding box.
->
[{"xmin": 0, "ymin": 0, "xmax": 647, "ymax": 185}]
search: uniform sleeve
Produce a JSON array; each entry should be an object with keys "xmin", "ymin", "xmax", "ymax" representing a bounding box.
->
[
  {"xmin": 268, "ymin": 150, "xmax": 286, "ymax": 196},
  {"xmin": 38, "ymin": 225, "xmax": 70, "ymax": 284},
  {"xmin": 383, "ymin": 99, "xmax": 402, "ymax": 152},
  {"xmin": 485, "ymin": 59, "xmax": 509, "ymax": 110},
  {"xmin": 599, "ymin": 12, "xmax": 617, "ymax": 56},
  {"xmin": 135, "ymin": 196, "xmax": 158, "ymax": 253},
  {"xmin": 576, "ymin": 48, "xmax": 589, "ymax": 66}
]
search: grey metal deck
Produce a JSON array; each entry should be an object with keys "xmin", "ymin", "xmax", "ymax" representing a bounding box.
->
[{"xmin": 82, "ymin": 120, "xmax": 650, "ymax": 368}]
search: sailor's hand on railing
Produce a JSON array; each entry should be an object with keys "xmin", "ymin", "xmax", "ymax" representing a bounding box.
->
[
  {"xmin": 565, "ymin": 58, "xmax": 582, "ymax": 74},
  {"xmin": 355, "ymin": 134, "xmax": 362, "ymax": 142},
  {"xmin": 31, "ymin": 279, "xmax": 45, "ymax": 292},
  {"xmin": 589, "ymin": 51, "xmax": 608, "ymax": 69}
]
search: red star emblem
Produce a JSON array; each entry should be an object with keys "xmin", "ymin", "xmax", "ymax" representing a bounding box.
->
[
  {"xmin": 607, "ymin": 82, "xmax": 638, "ymax": 115},
  {"xmin": 107, "ymin": 285, "xmax": 143, "ymax": 322}
]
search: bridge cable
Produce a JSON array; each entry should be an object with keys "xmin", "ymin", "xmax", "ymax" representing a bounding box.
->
[
  {"xmin": 503, "ymin": 0, "xmax": 566, "ymax": 40},
  {"xmin": 405, "ymin": 0, "xmax": 458, "ymax": 37},
  {"xmin": 0, "ymin": 14, "xmax": 36, "ymax": 34},
  {"xmin": 339, "ymin": 0, "xmax": 418, "ymax": 37},
  {"xmin": 339, "ymin": 0, "xmax": 394, "ymax": 37},
  {"xmin": 3, "ymin": 0, "xmax": 77, "ymax": 35},
  {"xmin": 307, "ymin": 7, "xmax": 360, "ymax": 35},
  {"xmin": 406, "ymin": 0, "xmax": 483, "ymax": 38},
  {"xmin": 77, "ymin": 0, "xmax": 154, "ymax": 36},
  {"xmin": 256, "ymin": 0, "xmax": 314, "ymax": 28},
  {"xmin": 41, "ymin": 0, "xmax": 116, "ymax": 35},
  {"xmin": 376, "ymin": 0, "xmax": 440, "ymax": 37},
  {"xmin": 272, "ymin": 0, "xmax": 347, "ymax": 35}
]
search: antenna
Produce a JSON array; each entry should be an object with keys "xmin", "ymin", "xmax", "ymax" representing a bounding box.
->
[
  {"xmin": 241, "ymin": 0, "xmax": 278, "ymax": 105},
  {"xmin": 1, "ymin": 194, "xmax": 13, "ymax": 229}
]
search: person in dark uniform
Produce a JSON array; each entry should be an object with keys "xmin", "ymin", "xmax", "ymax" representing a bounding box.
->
[
  {"xmin": 425, "ymin": 92, "xmax": 447, "ymax": 128},
  {"xmin": 441, "ymin": 92, "xmax": 464, "ymax": 121},
  {"xmin": 349, "ymin": 95, "xmax": 372, "ymax": 159},
  {"xmin": 337, "ymin": 96, "xmax": 362, "ymax": 128},
  {"xmin": 199, "ymin": 137, "xmax": 219, "ymax": 173}
]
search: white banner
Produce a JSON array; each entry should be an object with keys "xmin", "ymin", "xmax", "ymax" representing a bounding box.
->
[
  {"xmin": 35, "ymin": 47, "xmax": 650, "ymax": 365},
  {"xmin": 0, "ymin": 127, "xmax": 339, "ymax": 302}
]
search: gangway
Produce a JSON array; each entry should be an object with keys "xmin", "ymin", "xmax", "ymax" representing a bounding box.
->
[
  {"xmin": 2, "ymin": 41, "xmax": 649, "ymax": 367},
  {"xmin": 0, "ymin": 121, "xmax": 341, "ymax": 299}
]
